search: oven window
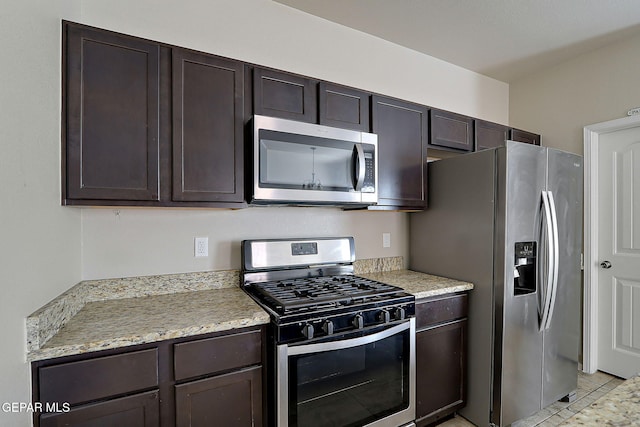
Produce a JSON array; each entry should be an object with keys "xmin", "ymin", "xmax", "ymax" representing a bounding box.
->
[{"xmin": 288, "ymin": 328, "xmax": 410, "ymax": 427}]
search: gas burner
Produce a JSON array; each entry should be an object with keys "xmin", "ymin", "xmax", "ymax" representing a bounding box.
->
[{"xmin": 247, "ymin": 274, "xmax": 405, "ymax": 316}]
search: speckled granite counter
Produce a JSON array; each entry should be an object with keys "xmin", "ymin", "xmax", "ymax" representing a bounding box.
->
[
  {"xmin": 26, "ymin": 270, "xmax": 270, "ymax": 362},
  {"xmin": 559, "ymin": 376, "xmax": 640, "ymax": 426},
  {"xmin": 359, "ymin": 269, "xmax": 473, "ymax": 299},
  {"xmin": 27, "ymin": 257, "xmax": 471, "ymax": 362},
  {"xmin": 28, "ymin": 287, "xmax": 269, "ymax": 362}
]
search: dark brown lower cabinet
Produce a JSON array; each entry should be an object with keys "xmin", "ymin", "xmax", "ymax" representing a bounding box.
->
[
  {"xmin": 415, "ymin": 294, "xmax": 468, "ymax": 427},
  {"xmin": 175, "ymin": 366, "xmax": 262, "ymax": 427},
  {"xmin": 33, "ymin": 326, "xmax": 264, "ymax": 427},
  {"xmin": 40, "ymin": 391, "xmax": 159, "ymax": 427}
]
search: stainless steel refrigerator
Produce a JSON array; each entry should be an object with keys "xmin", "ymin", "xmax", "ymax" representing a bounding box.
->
[{"xmin": 410, "ymin": 142, "xmax": 582, "ymax": 427}]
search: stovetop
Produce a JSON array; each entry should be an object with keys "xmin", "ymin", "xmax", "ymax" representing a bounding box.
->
[
  {"xmin": 248, "ymin": 274, "xmax": 407, "ymax": 315},
  {"xmin": 241, "ymin": 237, "xmax": 415, "ymax": 343}
]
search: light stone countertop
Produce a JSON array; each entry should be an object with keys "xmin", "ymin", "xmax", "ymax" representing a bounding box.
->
[
  {"xmin": 29, "ymin": 287, "xmax": 270, "ymax": 362},
  {"xmin": 26, "ymin": 257, "xmax": 473, "ymax": 362},
  {"xmin": 559, "ymin": 376, "xmax": 640, "ymax": 426},
  {"xmin": 359, "ymin": 269, "xmax": 474, "ymax": 299}
]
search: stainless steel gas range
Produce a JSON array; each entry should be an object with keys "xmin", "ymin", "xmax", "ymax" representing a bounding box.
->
[{"xmin": 241, "ymin": 237, "xmax": 416, "ymax": 427}]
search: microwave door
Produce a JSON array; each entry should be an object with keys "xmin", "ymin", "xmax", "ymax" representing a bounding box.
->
[
  {"xmin": 252, "ymin": 115, "xmax": 378, "ymax": 205},
  {"xmin": 255, "ymin": 131, "xmax": 363, "ymax": 204}
]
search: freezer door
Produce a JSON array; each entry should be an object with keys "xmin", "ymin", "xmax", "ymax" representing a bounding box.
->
[
  {"xmin": 541, "ymin": 149, "xmax": 582, "ymax": 406},
  {"xmin": 494, "ymin": 142, "xmax": 548, "ymax": 426}
]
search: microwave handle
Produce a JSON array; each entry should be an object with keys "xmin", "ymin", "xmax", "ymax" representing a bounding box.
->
[{"xmin": 353, "ymin": 143, "xmax": 366, "ymax": 191}]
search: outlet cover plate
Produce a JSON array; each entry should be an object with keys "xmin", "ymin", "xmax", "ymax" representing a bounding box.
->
[{"xmin": 195, "ymin": 237, "xmax": 209, "ymax": 257}]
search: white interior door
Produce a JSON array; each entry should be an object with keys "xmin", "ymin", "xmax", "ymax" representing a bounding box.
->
[{"xmin": 596, "ymin": 125, "xmax": 640, "ymax": 379}]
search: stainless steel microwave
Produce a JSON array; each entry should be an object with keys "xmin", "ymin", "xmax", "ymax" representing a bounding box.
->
[{"xmin": 251, "ymin": 115, "xmax": 378, "ymax": 206}]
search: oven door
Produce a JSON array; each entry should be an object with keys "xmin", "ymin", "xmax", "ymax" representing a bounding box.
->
[{"xmin": 277, "ymin": 319, "xmax": 415, "ymax": 427}]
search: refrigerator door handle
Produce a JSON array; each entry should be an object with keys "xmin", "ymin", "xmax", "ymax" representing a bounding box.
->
[
  {"xmin": 544, "ymin": 191, "xmax": 560, "ymax": 330},
  {"xmin": 539, "ymin": 190, "xmax": 556, "ymax": 332}
]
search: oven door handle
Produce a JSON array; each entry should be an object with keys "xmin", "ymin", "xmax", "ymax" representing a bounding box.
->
[{"xmin": 283, "ymin": 318, "xmax": 415, "ymax": 356}]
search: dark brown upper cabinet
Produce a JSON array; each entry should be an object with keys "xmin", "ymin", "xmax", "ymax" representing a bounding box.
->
[
  {"xmin": 253, "ymin": 68, "xmax": 317, "ymax": 123},
  {"xmin": 64, "ymin": 22, "xmax": 161, "ymax": 202},
  {"xmin": 63, "ymin": 22, "xmax": 246, "ymax": 208},
  {"xmin": 475, "ymin": 120, "xmax": 509, "ymax": 151},
  {"xmin": 510, "ymin": 128, "xmax": 541, "ymax": 146},
  {"xmin": 429, "ymin": 109, "xmax": 474, "ymax": 152},
  {"xmin": 318, "ymin": 82, "xmax": 370, "ymax": 132},
  {"xmin": 172, "ymin": 49, "xmax": 244, "ymax": 203},
  {"xmin": 372, "ymin": 96, "xmax": 429, "ymax": 210}
]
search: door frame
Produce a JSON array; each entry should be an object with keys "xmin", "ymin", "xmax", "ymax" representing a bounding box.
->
[{"xmin": 582, "ymin": 114, "xmax": 640, "ymax": 374}]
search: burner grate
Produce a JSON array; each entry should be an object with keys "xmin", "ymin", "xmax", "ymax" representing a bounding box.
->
[{"xmin": 250, "ymin": 275, "xmax": 403, "ymax": 314}]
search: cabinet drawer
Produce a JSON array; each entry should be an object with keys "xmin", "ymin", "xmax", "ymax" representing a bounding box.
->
[
  {"xmin": 174, "ymin": 330, "xmax": 262, "ymax": 381},
  {"xmin": 39, "ymin": 349, "xmax": 158, "ymax": 406},
  {"xmin": 416, "ymin": 294, "xmax": 468, "ymax": 330}
]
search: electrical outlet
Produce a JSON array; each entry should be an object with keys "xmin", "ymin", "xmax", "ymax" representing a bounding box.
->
[
  {"xmin": 194, "ymin": 237, "xmax": 209, "ymax": 257},
  {"xmin": 382, "ymin": 233, "xmax": 391, "ymax": 248}
]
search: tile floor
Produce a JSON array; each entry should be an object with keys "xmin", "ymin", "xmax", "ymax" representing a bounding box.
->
[{"xmin": 436, "ymin": 370, "xmax": 624, "ymax": 427}]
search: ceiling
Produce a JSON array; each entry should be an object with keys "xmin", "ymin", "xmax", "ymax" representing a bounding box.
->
[{"xmin": 274, "ymin": 0, "xmax": 640, "ymax": 82}]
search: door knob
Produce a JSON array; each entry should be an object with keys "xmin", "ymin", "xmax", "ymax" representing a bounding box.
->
[{"xmin": 600, "ymin": 261, "xmax": 612, "ymax": 269}]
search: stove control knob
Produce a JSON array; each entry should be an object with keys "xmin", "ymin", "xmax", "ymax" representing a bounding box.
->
[
  {"xmin": 379, "ymin": 309, "xmax": 391, "ymax": 324},
  {"xmin": 301, "ymin": 323, "xmax": 315, "ymax": 340},
  {"xmin": 394, "ymin": 307, "xmax": 406, "ymax": 321},
  {"xmin": 353, "ymin": 314, "xmax": 364, "ymax": 329},
  {"xmin": 322, "ymin": 320, "xmax": 334, "ymax": 335}
]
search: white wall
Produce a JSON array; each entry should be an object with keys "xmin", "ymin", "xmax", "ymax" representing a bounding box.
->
[
  {"xmin": 510, "ymin": 31, "xmax": 640, "ymax": 154},
  {"xmin": 0, "ymin": 1, "xmax": 509, "ymax": 425},
  {"xmin": 82, "ymin": 208, "xmax": 409, "ymax": 279},
  {"xmin": 0, "ymin": 1, "xmax": 82, "ymax": 426},
  {"xmin": 78, "ymin": 0, "xmax": 510, "ymax": 280},
  {"xmin": 81, "ymin": 0, "xmax": 509, "ymax": 124}
]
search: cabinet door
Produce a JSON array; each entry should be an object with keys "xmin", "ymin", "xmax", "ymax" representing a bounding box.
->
[
  {"xmin": 475, "ymin": 120, "xmax": 509, "ymax": 151},
  {"xmin": 64, "ymin": 23, "xmax": 161, "ymax": 202},
  {"xmin": 175, "ymin": 366, "xmax": 262, "ymax": 427},
  {"xmin": 253, "ymin": 68, "xmax": 317, "ymax": 123},
  {"xmin": 416, "ymin": 320, "xmax": 467, "ymax": 426},
  {"xmin": 172, "ymin": 49, "xmax": 244, "ymax": 202},
  {"xmin": 319, "ymin": 82, "xmax": 370, "ymax": 131},
  {"xmin": 510, "ymin": 128, "xmax": 541, "ymax": 146},
  {"xmin": 371, "ymin": 96, "xmax": 428, "ymax": 209},
  {"xmin": 430, "ymin": 109, "xmax": 474, "ymax": 152},
  {"xmin": 40, "ymin": 391, "xmax": 159, "ymax": 427}
]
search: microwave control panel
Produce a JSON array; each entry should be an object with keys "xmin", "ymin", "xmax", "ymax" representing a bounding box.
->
[{"xmin": 362, "ymin": 146, "xmax": 375, "ymax": 193}]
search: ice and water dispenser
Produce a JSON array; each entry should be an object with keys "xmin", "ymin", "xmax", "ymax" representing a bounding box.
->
[{"xmin": 514, "ymin": 241, "xmax": 537, "ymax": 295}]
